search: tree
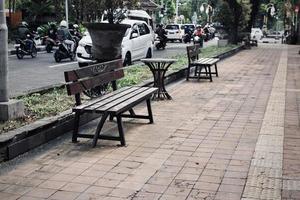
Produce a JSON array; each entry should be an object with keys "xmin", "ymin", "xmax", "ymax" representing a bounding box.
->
[{"xmin": 214, "ymin": 0, "xmax": 251, "ymax": 44}]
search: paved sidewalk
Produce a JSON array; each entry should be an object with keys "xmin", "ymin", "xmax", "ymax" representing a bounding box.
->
[{"xmin": 0, "ymin": 44, "xmax": 299, "ymax": 200}]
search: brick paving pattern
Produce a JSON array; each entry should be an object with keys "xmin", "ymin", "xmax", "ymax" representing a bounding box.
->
[{"xmin": 0, "ymin": 44, "xmax": 299, "ymax": 200}]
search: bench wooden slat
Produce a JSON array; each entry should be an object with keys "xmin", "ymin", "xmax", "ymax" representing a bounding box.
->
[
  {"xmin": 81, "ymin": 87, "xmax": 150, "ymax": 112},
  {"xmin": 64, "ymin": 59, "xmax": 123, "ymax": 82},
  {"xmin": 66, "ymin": 70, "xmax": 124, "ymax": 95},
  {"xmin": 109, "ymin": 88, "xmax": 158, "ymax": 114},
  {"xmin": 195, "ymin": 58, "xmax": 219, "ymax": 65},
  {"xmin": 74, "ymin": 86, "xmax": 135, "ymax": 110},
  {"xmin": 196, "ymin": 58, "xmax": 211, "ymax": 64}
]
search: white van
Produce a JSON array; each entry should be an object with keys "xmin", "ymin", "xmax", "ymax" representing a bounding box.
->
[
  {"xmin": 251, "ymin": 28, "xmax": 263, "ymax": 41},
  {"xmin": 127, "ymin": 10, "xmax": 153, "ymax": 29}
]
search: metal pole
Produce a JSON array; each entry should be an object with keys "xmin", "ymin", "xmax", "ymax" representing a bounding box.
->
[
  {"xmin": 65, "ymin": 0, "xmax": 69, "ymax": 25},
  {"xmin": 0, "ymin": 0, "xmax": 9, "ymax": 102}
]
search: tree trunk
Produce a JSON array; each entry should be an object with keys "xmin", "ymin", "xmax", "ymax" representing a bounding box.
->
[
  {"xmin": 8, "ymin": 0, "xmax": 11, "ymax": 26},
  {"xmin": 0, "ymin": 0, "xmax": 9, "ymax": 102},
  {"xmin": 225, "ymin": 0, "xmax": 242, "ymax": 44},
  {"xmin": 247, "ymin": 0, "xmax": 260, "ymax": 32}
]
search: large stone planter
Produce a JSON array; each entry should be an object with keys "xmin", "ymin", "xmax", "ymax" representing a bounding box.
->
[{"xmin": 85, "ymin": 23, "xmax": 130, "ymax": 62}]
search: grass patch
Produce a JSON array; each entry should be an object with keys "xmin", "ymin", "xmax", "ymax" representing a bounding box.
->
[{"xmin": 0, "ymin": 44, "xmax": 239, "ymax": 134}]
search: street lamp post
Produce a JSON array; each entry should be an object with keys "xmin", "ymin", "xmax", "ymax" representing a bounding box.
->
[
  {"xmin": 200, "ymin": 3, "xmax": 213, "ymax": 24},
  {"xmin": 0, "ymin": 0, "xmax": 24, "ymax": 121},
  {"xmin": 65, "ymin": 0, "xmax": 69, "ymax": 26},
  {"xmin": 0, "ymin": 0, "xmax": 9, "ymax": 102}
]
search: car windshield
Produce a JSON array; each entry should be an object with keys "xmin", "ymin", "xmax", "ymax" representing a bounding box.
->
[
  {"xmin": 166, "ymin": 25, "xmax": 179, "ymax": 30},
  {"xmin": 124, "ymin": 28, "xmax": 130, "ymax": 37}
]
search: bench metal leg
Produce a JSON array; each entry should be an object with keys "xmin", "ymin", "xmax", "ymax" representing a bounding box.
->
[
  {"xmin": 208, "ymin": 65, "xmax": 213, "ymax": 82},
  {"xmin": 186, "ymin": 66, "xmax": 190, "ymax": 81},
  {"xmin": 129, "ymin": 108, "xmax": 136, "ymax": 116},
  {"xmin": 92, "ymin": 112, "xmax": 109, "ymax": 147},
  {"xmin": 215, "ymin": 64, "xmax": 218, "ymax": 77},
  {"xmin": 146, "ymin": 99, "xmax": 154, "ymax": 124},
  {"xmin": 72, "ymin": 112, "xmax": 81, "ymax": 143},
  {"xmin": 116, "ymin": 115, "xmax": 126, "ymax": 146}
]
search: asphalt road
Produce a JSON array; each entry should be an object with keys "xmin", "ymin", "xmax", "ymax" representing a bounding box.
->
[{"xmin": 8, "ymin": 40, "xmax": 217, "ymax": 97}]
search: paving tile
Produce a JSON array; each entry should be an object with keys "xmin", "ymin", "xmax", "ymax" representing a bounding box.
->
[
  {"xmin": 3, "ymin": 185, "xmax": 32, "ymax": 195},
  {"xmin": 109, "ymin": 188, "xmax": 137, "ymax": 198},
  {"xmin": 215, "ymin": 191, "xmax": 242, "ymax": 200},
  {"xmin": 49, "ymin": 191, "xmax": 80, "ymax": 200},
  {"xmin": 131, "ymin": 191, "xmax": 161, "ymax": 200},
  {"xmin": 38, "ymin": 180, "xmax": 67, "ymax": 190},
  {"xmin": 18, "ymin": 196, "xmax": 45, "ymax": 200},
  {"xmin": 187, "ymin": 189, "xmax": 215, "ymax": 200},
  {"xmin": 25, "ymin": 187, "xmax": 56, "ymax": 198},
  {"xmin": 71, "ymin": 175, "xmax": 98, "ymax": 185},
  {"xmin": 193, "ymin": 181, "xmax": 219, "ymax": 192},
  {"xmin": 85, "ymin": 186, "xmax": 113, "ymax": 196},
  {"xmin": 61, "ymin": 182, "xmax": 90, "ymax": 193},
  {"xmin": 74, "ymin": 192, "xmax": 103, "ymax": 200}
]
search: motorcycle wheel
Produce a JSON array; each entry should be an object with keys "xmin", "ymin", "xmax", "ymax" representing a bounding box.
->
[
  {"xmin": 31, "ymin": 46, "xmax": 37, "ymax": 58},
  {"xmin": 46, "ymin": 44, "xmax": 53, "ymax": 53},
  {"xmin": 16, "ymin": 49, "xmax": 24, "ymax": 59},
  {"xmin": 54, "ymin": 52, "xmax": 61, "ymax": 63}
]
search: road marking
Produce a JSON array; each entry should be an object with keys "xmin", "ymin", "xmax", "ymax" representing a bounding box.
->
[{"xmin": 48, "ymin": 61, "xmax": 78, "ymax": 68}]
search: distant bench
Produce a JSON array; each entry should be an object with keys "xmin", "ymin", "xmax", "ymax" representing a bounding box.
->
[
  {"xmin": 64, "ymin": 59, "xmax": 157, "ymax": 147},
  {"xmin": 186, "ymin": 44, "xmax": 219, "ymax": 82}
]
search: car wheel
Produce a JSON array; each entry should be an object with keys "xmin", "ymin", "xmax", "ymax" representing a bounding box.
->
[
  {"xmin": 146, "ymin": 48, "xmax": 152, "ymax": 58},
  {"xmin": 78, "ymin": 62, "xmax": 89, "ymax": 68},
  {"xmin": 123, "ymin": 52, "xmax": 131, "ymax": 66}
]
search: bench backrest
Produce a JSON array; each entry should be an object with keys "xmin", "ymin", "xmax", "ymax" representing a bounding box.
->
[
  {"xmin": 64, "ymin": 59, "xmax": 124, "ymax": 105},
  {"xmin": 186, "ymin": 44, "xmax": 201, "ymax": 65}
]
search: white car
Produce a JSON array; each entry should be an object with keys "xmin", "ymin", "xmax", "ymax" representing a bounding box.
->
[
  {"xmin": 76, "ymin": 19, "xmax": 154, "ymax": 67},
  {"xmin": 165, "ymin": 24, "xmax": 184, "ymax": 42},
  {"xmin": 251, "ymin": 28, "xmax": 263, "ymax": 41}
]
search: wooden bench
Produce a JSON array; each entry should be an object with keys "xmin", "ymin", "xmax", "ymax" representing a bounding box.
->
[
  {"xmin": 64, "ymin": 59, "xmax": 158, "ymax": 147},
  {"xmin": 186, "ymin": 44, "xmax": 219, "ymax": 82}
]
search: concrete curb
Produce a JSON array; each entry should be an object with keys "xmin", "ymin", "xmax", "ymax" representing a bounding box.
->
[{"xmin": 0, "ymin": 45, "xmax": 244, "ymax": 162}]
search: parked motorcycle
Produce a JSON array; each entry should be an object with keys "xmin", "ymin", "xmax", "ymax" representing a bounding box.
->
[
  {"xmin": 54, "ymin": 39, "xmax": 76, "ymax": 62},
  {"xmin": 155, "ymin": 35, "xmax": 167, "ymax": 50},
  {"xmin": 15, "ymin": 34, "xmax": 37, "ymax": 59}
]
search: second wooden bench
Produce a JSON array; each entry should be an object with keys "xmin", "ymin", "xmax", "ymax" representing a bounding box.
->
[{"xmin": 186, "ymin": 44, "xmax": 219, "ymax": 82}]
